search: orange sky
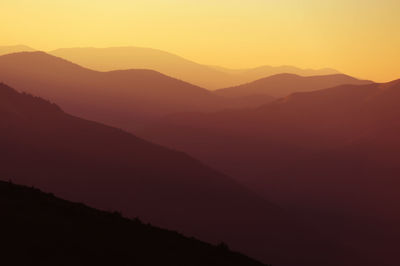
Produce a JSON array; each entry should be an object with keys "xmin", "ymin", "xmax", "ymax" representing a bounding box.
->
[{"xmin": 1, "ymin": 0, "xmax": 399, "ymax": 82}]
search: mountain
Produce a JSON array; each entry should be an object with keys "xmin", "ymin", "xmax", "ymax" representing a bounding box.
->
[
  {"xmin": 0, "ymin": 180, "xmax": 265, "ymax": 266},
  {"xmin": 0, "ymin": 52, "xmax": 270, "ymax": 132},
  {"xmin": 0, "ymin": 45, "xmax": 35, "ymax": 55},
  {"xmin": 0, "ymin": 83, "xmax": 356, "ymax": 266},
  {"xmin": 215, "ymin": 73, "xmax": 373, "ymax": 98},
  {"xmin": 50, "ymin": 46, "xmax": 341, "ymax": 89},
  {"xmin": 138, "ymin": 80, "xmax": 400, "ymax": 265}
]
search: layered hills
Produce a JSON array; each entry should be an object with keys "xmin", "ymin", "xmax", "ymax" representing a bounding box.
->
[
  {"xmin": 0, "ymin": 51, "xmax": 265, "ymax": 131},
  {"xmin": 50, "ymin": 46, "xmax": 340, "ymax": 89},
  {"xmin": 0, "ymin": 83, "xmax": 356, "ymax": 266}
]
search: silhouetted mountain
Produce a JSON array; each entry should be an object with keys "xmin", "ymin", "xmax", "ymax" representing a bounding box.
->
[
  {"xmin": 50, "ymin": 47, "xmax": 341, "ymax": 89},
  {"xmin": 0, "ymin": 52, "xmax": 270, "ymax": 131},
  {"xmin": 0, "ymin": 45, "xmax": 35, "ymax": 55},
  {"xmin": 0, "ymin": 83, "xmax": 354, "ymax": 266},
  {"xmin": 0, "ymin": 180, "xmax": 265, "ymax": 266},
  {"xmin": 139, "ymin": 80, "xmax": 400, "ymax": 265},
  {"xmin": 215, "ymin": 73, "xmax": 372, "ymax": 98}
]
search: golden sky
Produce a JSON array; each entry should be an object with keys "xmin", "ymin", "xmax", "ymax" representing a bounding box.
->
[{"xmin": 1, "ymin": 0, "xmax": 399, "ymax": 82}]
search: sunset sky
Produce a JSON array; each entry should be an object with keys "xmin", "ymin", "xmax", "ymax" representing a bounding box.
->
[{"xmin": 1, "ymin": 0, "xmax": 399, "ymax": 82}]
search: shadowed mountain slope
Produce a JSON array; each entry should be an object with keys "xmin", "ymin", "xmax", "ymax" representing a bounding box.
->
[
  {"xmin": 140, "ymin": 80, "xmax": 400, "ymax": 215},
  {"xmin": 215, "ymin": 73, "xmax": 372, "ymax": 98},
  {"xmin": 0, "ymin": 83, "xmax": 356, "ymax": 266},
  {"xmin": 0, "ymin": 180, "xmax": 266, "ymax": 266},
  {"xmin": 0, "ymin": 52, "xmax": 271, "ymax": 131},
  {"xmin": 50, "ymin": 46, "xmax": 340, "ymax": 89},
  {"xmin": 139, "ymin": 80, "xmax": 400, "ymax": 265}
]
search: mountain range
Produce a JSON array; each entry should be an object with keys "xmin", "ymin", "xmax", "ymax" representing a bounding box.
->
[
  {"xmin": 0, "ymin": 44, "xmax": 396, "ymax": 265},
  {"xmin": 0, "ymin": 45, "xmax": 341, "ymax": 89},
  {"xmin": 50, "ymin": 47, "xmax": 341, "ymax": 89},
  {"xmin": 0, "ymin": 52, "xmax": 367, "ymax": 132},
  {"xmin": 0, "ymin": 82, "xmax": 364, "ymax": 266}
]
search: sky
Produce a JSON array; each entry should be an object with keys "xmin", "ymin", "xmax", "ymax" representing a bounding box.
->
[{"xmin": 1, "ymin": 0, "xmax": 399, "ymax": 82}]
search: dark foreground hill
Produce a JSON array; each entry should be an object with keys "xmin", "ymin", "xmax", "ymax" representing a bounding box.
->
[{"xmin": 0, "ymin": 180, "xmax": 265, "ymax": 266}]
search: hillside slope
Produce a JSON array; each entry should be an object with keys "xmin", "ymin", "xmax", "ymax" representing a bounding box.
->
[{"xmin": 0, "ymin": 180, "xmax": 265, "ymax": 266}]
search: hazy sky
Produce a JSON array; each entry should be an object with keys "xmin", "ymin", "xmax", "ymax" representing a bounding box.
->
[{"xmin": 1, "ymin": 0, "xmax": 399, "ymax": 81}]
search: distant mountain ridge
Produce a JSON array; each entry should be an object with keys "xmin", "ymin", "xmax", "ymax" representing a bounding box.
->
[
  {"xmin": 216, "ymin": 73, "xmax": 373, "ymax": 98},
  {"xmin": 50, "ymin": 46, "xmax": 341, "ymax": 89},
  {"xmin": 211, "ymin": 64, "xmax": 339, "ymax": 81}
]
